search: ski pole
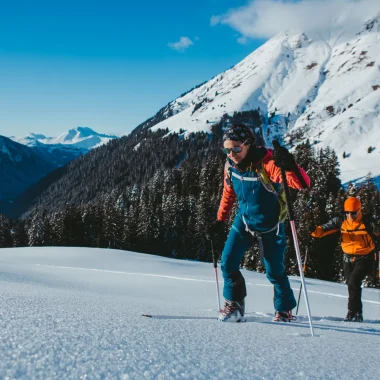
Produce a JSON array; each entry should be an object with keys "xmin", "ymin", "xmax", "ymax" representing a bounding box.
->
[
  {"xmin": 211, "ymin": 239, "xmax": 221, "ymax": 312},
  {"xmin": 296, "ymin": 247, "xmax": 308, "ymax": 315},
  {"xmin": 273, "ymin": 140, "xmax": 314, "ymax": 336},
  {"xmin": 378, "ymin": 249, "xmax": 380, "ymax": 321},
  {"xmin": 296, "ymin": 227, "xmax": 312, "ymax": 316}
]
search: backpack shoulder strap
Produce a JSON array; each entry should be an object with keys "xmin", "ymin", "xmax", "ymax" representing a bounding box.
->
[
  {"xmin": 257, "ymin": 162, "xmax": 274, "ymax": 189},
  {"xmin": 224, "ymin": 160, "xmax": 231, "ymax": 177},
  {"xmin": 257, "ymin": 162, "xmax": 288, "ymax": 222},
  {"xmin": 224, "ymin": 160, "xmax": 233, "ymax": 187}
]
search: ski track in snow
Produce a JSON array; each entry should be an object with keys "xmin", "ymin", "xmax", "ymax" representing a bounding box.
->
[
  {"xmin": 0, "ymin": 247, "xmax": 379, "ymax": 379},
  {"xmin": 35, "ymin": 264, "xmax": 380, "ymax": 306}
]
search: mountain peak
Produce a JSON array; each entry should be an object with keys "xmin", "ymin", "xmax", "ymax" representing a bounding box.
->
[
  {"xmin": 26, "ymin": 133, "xmax": 48, "ymax": 140},
  {"xmin": 147, "ymin": 18, "xmax": 380, "ymax": 187},
  {"xmin": 75, "ymin": 126, "xmax": 97, "ymax": 137}
]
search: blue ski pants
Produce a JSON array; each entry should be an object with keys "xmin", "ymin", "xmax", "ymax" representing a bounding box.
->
[{"xmin": 220, "ymin": 215, "xmax": 297, "ymax": 312}]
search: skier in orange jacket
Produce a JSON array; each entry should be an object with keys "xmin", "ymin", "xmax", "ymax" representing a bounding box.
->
[{"xmin": 312, "ymin": 197, "xmax": 379, "ymax": 322}]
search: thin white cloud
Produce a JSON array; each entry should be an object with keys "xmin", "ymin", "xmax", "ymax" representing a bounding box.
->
[
  {"xmin": 237, "ymin": 36, "xmax": 249, "ymax": 45},
  {"xmin": 168, "ymin": 36, "xmax": 194, "ymax": 52},
  {"xmin": 211, "ymin": 0, "xmax": 380, "ymax": 39},
  {"xmin": 210, "ymin": 15, "xmax": 221, "ymax": 26}
]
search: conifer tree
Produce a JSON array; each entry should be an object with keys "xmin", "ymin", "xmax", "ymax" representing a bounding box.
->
[
  {"xmin": 0, "ymin": 214, "xmax": 12, "ymax": 247},
  {"xmin": 12, "ymin": 220, "xmax": 28, "ymax": 247},
  {"xmin": 28, "ymin": 210, "xmax": 45, "ymax": 246}
]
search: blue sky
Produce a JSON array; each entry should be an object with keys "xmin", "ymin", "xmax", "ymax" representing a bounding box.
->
[{"xmin": 0, "ymin": 0, "xmax": 266, "ymax": 137}]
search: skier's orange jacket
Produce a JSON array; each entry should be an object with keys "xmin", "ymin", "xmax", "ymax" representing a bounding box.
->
[{"xmin": 311, "ymin": 211, "xmax": 378, "ymax": 255}]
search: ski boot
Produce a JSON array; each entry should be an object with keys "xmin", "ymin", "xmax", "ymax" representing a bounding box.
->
[
  {"xmin": 272, "ymin": 310, "xmax": 296, "ymax": 322},
  {"xmin": 344, "ymin": 310, "xmax": 355, "ymax": 322},
  {"xmin": 354, "ymin": 312, "xmax": 363, "ymax": 322},
  {"xmin": 218, "ymin": 300, "xmax": 246, "ymax": 322}
]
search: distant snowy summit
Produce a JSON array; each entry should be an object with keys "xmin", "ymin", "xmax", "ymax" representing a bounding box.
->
[
  {"xmin": 0, "ymin": 127, "xmax": 118, "ymax": 206},
  {"xmin": 13, "ymin": 126, "xmax": 118, "ymax": 151},
  {"xmin": 148, "ymin": 17, "xmax": 380, "ymax": 186}
]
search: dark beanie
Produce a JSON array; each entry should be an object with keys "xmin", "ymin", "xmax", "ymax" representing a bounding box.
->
[{"xmin": 223, "ymin": 124, "xmax": 256, "ymax": 144}]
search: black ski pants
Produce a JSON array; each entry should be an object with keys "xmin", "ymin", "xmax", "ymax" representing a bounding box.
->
[{"xmin": 343, "ymin": 252, "xmax": 374, "ymax": 313}]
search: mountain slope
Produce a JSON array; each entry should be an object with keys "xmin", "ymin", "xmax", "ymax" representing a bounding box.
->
[
  {"xmin": 5, "ymin": 127, "xmax": 226, "ymax": 218},
  {"xmin": 25, "ymin": 140, "xmax": 86, "ymax": 168},
  {"xmin": 147, "ymin": 17, "xmax": 380, "ymax": 186},
  {"xmin": 0, "ymin": 136, "xmax": 55, "ymax": 203}
]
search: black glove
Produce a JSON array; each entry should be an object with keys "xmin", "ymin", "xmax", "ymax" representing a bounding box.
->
[
  {"xmin": 206, "ymin": 220, "xmax": 225, "ymax": 240},
  {"xmin": 273, "ymin": 145, "xmax": 297, "ymax": 171}
]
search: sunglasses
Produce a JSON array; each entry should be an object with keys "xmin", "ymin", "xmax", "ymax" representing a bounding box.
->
[
  {"xmin": 221, "ymin": 140, "xmax": 249, "ymax": 155},
  {"xmin": 345, "ymin": 210, "xmax": 358, "ymax": 216}
]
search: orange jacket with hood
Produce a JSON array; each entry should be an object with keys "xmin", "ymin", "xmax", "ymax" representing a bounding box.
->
[{"xmin": 311, "ymin": 210, "xmax": 378, "ymax": 255}]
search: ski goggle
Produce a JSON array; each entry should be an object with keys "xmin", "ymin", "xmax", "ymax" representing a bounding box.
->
[{"xmin": 221, "ymin": 140, "xmax": 249, "ymax": 155}]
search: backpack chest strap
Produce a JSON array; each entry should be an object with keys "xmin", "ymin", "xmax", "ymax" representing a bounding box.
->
[{"xmin": 230, "ymin": 171, "xmax": 260, "ymax": 181}]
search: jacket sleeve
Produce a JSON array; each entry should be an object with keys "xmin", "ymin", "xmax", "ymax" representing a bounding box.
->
[
  {"xmin": 311, "ymin": 217, "xmax": 341, "ymax": 238},
  {"xmin": 217, "ymin": 170, "xmax": 236, "ymax": 222},
  {"xmin": 263, "ymin": 159, "xmax": 311, "ymax": 189}
]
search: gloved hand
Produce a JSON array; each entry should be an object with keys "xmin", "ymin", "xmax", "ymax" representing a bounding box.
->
[
  {"xmin": 273, "ymin": 145, "xmax": 297, "ymax": 171},
  {"xmin": 206, "ymin": 220, "xmax": 225, "ymax": 240},
  {"xmin": 311, "ymin": 226, "xmax": 324, "ymax": 238}
]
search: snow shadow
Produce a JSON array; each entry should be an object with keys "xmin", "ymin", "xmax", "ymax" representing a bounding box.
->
[
  {"xmin": 143, "ymin": 313, "xmax": 380, "ymax": 336},
  {"xmin": 142, "ymin": 315, "xmax": 217, "ymax": 321},
  {"xmin": 245, "ymin": 313, "xmax": 380, "ymax": 336}
]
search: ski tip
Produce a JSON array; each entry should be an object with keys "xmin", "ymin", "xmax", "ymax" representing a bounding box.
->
[{"xmin": 142, "ymin": 314, "xmax": 153, "ymax": 318}]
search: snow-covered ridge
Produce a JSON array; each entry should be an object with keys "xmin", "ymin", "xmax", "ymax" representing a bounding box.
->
[
  {"xmin": 150, "ymin": 17, "xmax": 380, "ymax": 186},
  {"xmin": 12, "ymin": 126, "xmax": 118, "ymax": 151}
]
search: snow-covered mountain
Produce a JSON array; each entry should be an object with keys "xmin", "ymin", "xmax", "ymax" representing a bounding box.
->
[
  {"xmin": 13, "ymin": 126, "xmax": 118, "ymax": 151},
  {"xmin": 1, "ymin": 127, "xmax": 118, "ymax": 214},
  {"xmin": 149, "ymin": 17, "xmax": 380, "ymax": 186},
  {"xmin": 0, "ymin": 246, "xmax": 379, "ymax": 378}
]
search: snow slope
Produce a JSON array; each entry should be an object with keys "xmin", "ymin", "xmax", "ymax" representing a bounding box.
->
[
  {"xmin": 149, "ymin": 17, "xmax": 380, "ymax": 187},
  {"xmin": 0, "ymin": 247, "xmax": 379, "ymax": 379}
]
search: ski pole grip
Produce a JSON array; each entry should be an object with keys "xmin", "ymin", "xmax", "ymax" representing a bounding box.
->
[
  {"xmin": 272, "ymin": 140, "xmax": 308, "ymax": 189},
  {"xmin": 272, "ymin": 139, "xmax": 281, "ymax": 151},
  {"xmin": 272, "ymin": 140, "xmax": 295, "ymax": 220},
  {"xmin": 272, "ymin": 140, "xmax": 281, "ymax": 149}
]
